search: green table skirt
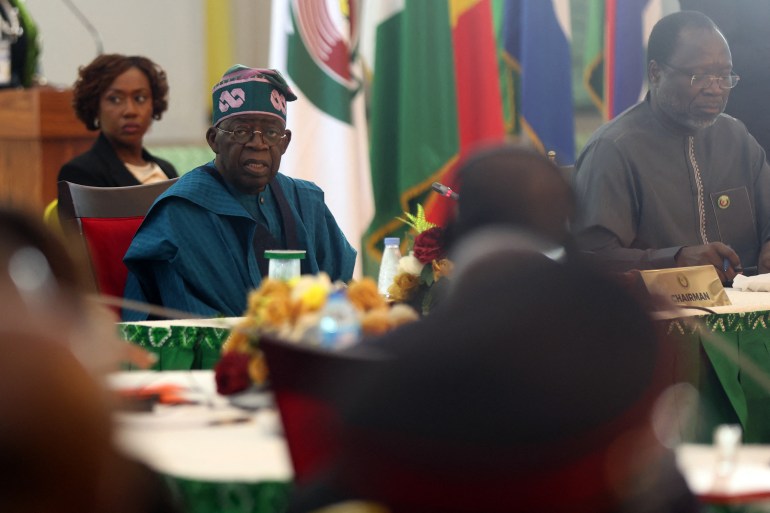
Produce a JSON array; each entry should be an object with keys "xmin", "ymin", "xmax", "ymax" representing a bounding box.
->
[
  {"xmin": 662, "ymin": 310, "xmax": 770, "ymax": 443},
  {"xmin": 118, "ymin": 323, "xmax": 232, "ymax": 370},
  {"xmin": 167, "ymin": 477, "xmax": 291, "ymax": 513}
]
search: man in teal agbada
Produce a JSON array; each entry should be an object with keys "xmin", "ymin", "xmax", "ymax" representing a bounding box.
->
[{"xmin": 122, "ymin": 66, "xmax": 355, "ymax": 320}]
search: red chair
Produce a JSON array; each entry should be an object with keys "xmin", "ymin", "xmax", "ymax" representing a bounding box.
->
[
  {"xmin": 259, "ymin": 335, "xmax": 385, "ymax": 485},
  {"xmin": 57, "ymin": 179, "xmax": 177, "ymax": 302}
]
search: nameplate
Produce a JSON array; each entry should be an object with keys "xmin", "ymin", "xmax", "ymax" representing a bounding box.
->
[{"xmin": 637, "ymin": 265, "xmax": 731, "ymax": 307}]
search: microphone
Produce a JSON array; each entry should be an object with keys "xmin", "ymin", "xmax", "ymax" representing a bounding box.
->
[
  {"xmin": 61, "ymin": 0, "xmax": 104, "ymax": 56},
  {"xmin": 431, "ymin": 182, "xmax": 459, "ymax": 200}
]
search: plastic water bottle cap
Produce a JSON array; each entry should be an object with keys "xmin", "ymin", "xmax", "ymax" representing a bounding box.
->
[
  {"xmin": 384, "ymin": 237, "xmax": 400, "ymax": 246},
  {"xmin": 264, "ymin": 250, "xmax": 306, "ymax": 260}
]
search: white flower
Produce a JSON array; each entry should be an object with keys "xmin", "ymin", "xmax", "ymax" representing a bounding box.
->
[{"xmin": 397, "ymin": 252, "xmax": 424, "ymax": 276}]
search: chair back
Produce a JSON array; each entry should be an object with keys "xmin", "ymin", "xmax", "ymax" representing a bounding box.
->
[
  {"xmin": 57, "ymin": 179, "xmax": 178, "ymax": 301},
  {"xmin": 259, "ymin": 336, "xmax": 385, "ymax": 484}
]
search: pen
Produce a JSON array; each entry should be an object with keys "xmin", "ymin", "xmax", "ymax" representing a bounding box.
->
[
  {"xmin": 208, "ymin": 416, "xmax": 253, "ymax": 427},
  {"xmin": 723, "ymin": 260, "xmax": 757, "ymax": 275}
]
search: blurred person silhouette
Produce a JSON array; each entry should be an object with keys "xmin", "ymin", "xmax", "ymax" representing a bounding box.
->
[
  {"xmin": 438, "ymin": 145, "xmax": 671, "ymax": 306},
  {"xmin": 0, "ymin": 204, "xmax": 155, "ymax": 373},
  {"xmin": 0, "ymin": 330, "xmax": 179, "ymax": 513},
  {"xmin": 418, "ymin": 144, "xmax": 575, "ymax": 313},
  {"xmin": 291, "ymin": 229, "xmax": 699, "ymax": 513},
  {"xmin": 444, "ymin": 144, "xmax": 575, "ymax": 255},
  {"xmin": 0, "ymin": 208, "xmax": 179, "ymax": 512},
  {"xmin": 57, "ymin": 54, "xmax": 177, "ymax": 188}
]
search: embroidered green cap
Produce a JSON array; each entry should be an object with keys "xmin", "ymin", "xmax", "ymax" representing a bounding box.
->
[{"xmin": 211, "ymin": 65, "xmax": 297, "ymax": 126}]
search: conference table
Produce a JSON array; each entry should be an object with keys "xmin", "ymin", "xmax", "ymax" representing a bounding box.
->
[
  {"xmin": 118, "ymin": 289, "xmax": 770, "ymax": 445},
  {"xmin": 114, "ymin": 289, "xmax": 770, "ymax": 510},
  {"xmin": 108, "ymin": 370, "xmax": 293, "ymax": 513},
  {"xmin": 114, "ymin": 285, "xmax": 770, "ymax": 512},
  {"xmin": 109, "ymin": 369, "xmax": 770, "ymax": 513}
]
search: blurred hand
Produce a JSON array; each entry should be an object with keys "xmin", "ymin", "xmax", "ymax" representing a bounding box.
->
[
  {"xmin": 73, "ymin": 303, "xmax": 157, "ymax": 374},
  {"xmin": 119, "ymin": 343, "xmax": 158, "ymax": 369},
  {"xmin": 675, "ymin": 242, "xmax": 740, "ymax": 283}
]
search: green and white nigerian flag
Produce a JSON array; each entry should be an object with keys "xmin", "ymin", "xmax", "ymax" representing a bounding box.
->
[{"xmin": 270, "ymin": 0, "xmax": 373, "ymax": 278}]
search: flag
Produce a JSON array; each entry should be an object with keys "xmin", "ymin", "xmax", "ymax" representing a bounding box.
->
[
  {"xmin": 361, "ymin": 0, "xmax": 505, "ymax": 275},
  {"xmin": 583, "ymin": 0, "xmax": 652, "ymax": 120},
  {"xmin": 606, "ymin": 0, "xmax": 650, "ymax": 118},
  {"xmin": 501, "ymin": 0, "xmax": 575, "ymax": 164},
  {"xmin": 269, "ymin": 0, "xmax": 373, "ymax": 278},
  {"xmin": 424, "ymin": 0, "xmax": 506, "ymax": 226},
  {"xmin": 583, "ymin": 0, "xmax": 605, "ymax": 116}
]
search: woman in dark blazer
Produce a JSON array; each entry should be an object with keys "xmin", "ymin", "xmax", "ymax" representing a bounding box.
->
[{"xmin": 58, "ymin": 54, "xmax": 177, "ymax": 187}]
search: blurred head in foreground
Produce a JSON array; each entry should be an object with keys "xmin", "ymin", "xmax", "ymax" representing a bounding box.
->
[
  {"xmin": 0, "ymin": 206, "xmax": 88, "ymax": 331},
  {"xmin": 0, "ymin": 205, "xmax": 155, "ymax": 372},
  {"xmin": 317, "ymin": 230, "xmax": 696, "ymax": 513},
  {"xmin": 446, "ymin": 145, "xmax": 575, "ymax": 253},
  {"xmin": 0, "ymin": 334, "xmax": 111, "ymax": 513},
  {"xmin": 0, "ymin": 205, "xmax": 175, "ymax": 511},
  {"xmin": 0, "ymin": 327, "xmax": 178, "ymax": 513}
]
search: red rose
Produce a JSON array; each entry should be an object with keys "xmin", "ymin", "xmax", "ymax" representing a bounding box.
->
[
  {"xmin": 214, "ymin": 352, "xmax": 252, "ymax": 395},
  {"xmin": 413, "ymin": 227, "xmax": 446, "ymax": 264}
]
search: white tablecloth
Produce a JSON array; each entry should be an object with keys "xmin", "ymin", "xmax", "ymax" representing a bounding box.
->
[
  {"xmin": 107, "ymin": 370, "xmax": 293, "ymax": 483},
  {"xmin": 677, "ymin": 443, "xmax": 770, "ymax": 500}
]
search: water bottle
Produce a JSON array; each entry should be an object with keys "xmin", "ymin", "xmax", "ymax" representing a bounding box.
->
[
  {"xmin": 265, "ymin": 249, "xmax": 306, "ymax": 281},
  {"xmin": 317, "ymin": 290, "xmax": 361, "ymax": 349},
  {"xmin": 377, "ymin": 237, "xmax": 401, "ymax": 299}
]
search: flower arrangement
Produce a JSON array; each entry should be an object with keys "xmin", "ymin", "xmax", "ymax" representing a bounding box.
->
[
  {"xmin": 387, "ymin": 205, "xmax": 453, "ymax": 315},
  {"xmin": 215, "ymin": 274, "xmax": 418, "ymax": 395}
]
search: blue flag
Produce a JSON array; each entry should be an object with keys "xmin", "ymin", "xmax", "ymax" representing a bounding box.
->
[{"xmin": 503, "ymin": 0, "xmax": 575, "ymax": 165}]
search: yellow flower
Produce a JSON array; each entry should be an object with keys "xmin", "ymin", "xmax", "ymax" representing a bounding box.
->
[
  {"xmin": 291, "ymin": 273, "xmax": 333, "ymax": 313},
  {"xmin": 360, "ymin": 303, "xmax": 420, "ymax": 337},
  {"xmin": 221, "ymin": 328, "xmax": 249, "ymax": 353},
  {"xmin": 252, "ymin": 279, "xmax": 291, "ymax": 303},
  {"xmin": 360, "ymin": 307, "xmax": 392, "ymax": 336},
  {"xmin": 388, "ymin": 272, "xmax": 421, "ymax": 302},
  {"xmin": 298, "ymin": 283, "xmax": 328, "ymax": 311},
  {"xmin": 247, "ymin": 350, "xmax": 269, "ymax": 385},
  {"xmin": 263, "ymin": 295, "xmax": 293, "ymax": 327},
  {"xmin": 432, "ymin": 258, "xmax": 454, "ymax": 281},
  {"xmin": 347, "ymin": 277, "xmax": 387, "ymax": 312},
  {"xmin": 219, "ymin": 271, "xmax": 421, "ymax": 392}
]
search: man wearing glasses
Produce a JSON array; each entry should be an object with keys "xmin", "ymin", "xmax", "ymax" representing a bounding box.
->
[
  {"xmin": 573, "ymin": 11, "xmax": 770, "ymax": 283},
  {"xmin": 122, "ymin": 66, "xmax": 355, "ymax": 320}
]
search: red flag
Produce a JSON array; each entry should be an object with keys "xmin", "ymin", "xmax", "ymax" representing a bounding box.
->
[{"xmin": 425, "ymin": 0, "xmax": 506, "ymax": 226}]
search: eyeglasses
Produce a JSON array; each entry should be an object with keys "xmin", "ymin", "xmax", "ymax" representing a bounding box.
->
[
  {"xmin": 661, "ymin": 63, "xmax": 740, "ymax": 89},
  {"xmin": 215, "ymin": 126, "xmax": 286, "ymax": 146}
]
